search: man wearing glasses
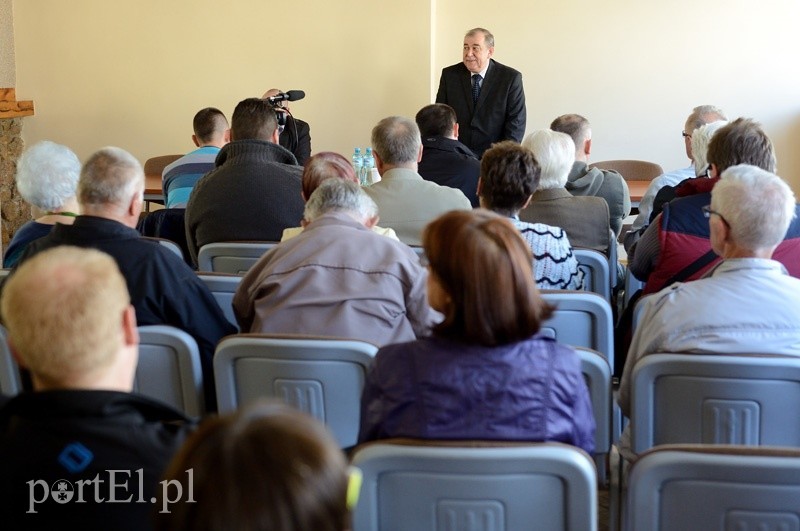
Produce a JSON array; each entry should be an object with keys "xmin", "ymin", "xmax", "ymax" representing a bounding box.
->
[{"xmin": 617, "ymin": 164, "xmax": 800, "ymax": 459}]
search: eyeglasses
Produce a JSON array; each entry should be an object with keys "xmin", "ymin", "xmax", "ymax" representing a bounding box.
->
[
  {"xmin": 681, "ymin": 131, "xmax": 692, "ymax": 139},
  {"xmin": 701, "ymin": 205, "xmax": 729, "ymax": 226}
]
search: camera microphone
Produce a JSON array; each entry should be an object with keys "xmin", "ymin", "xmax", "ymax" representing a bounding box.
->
[{"xmin": 266, "ymin": 90, "xmax": 305, "ymax": 104}]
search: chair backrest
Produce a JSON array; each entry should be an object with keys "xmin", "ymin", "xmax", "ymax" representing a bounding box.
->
[
  {"xmin": 0, "ymin": 325, "xmax": 23, "ymax": 395},
  {"xmin": 623, "ymin": 266, "xmax": 646, "ymax": 308},
  {"xmin": 214, "ymin": 334, "xmax": 378, "ymax": 447},
  {"xmin": 143, "ymin": 154, "xmax": 183, "ymax": 179},
  {"xmin": 631, "ymin": 353, "xmax": 800, "ymax": 454},
  {"xmin": 142, "ymin": 236, "xmax": 184, "ymax": 260},
  {"xmin": 351, "ymin": 440, "xmax": 597, "ymax": 531},
  {"xmin": 134, "ymin": 325, "xmax": 205, "ymax": 418},
  {"xmin": 197, "ymin": 242, "xmax": 278, "ymax": 274},
  {"xmin": 196, "ymin": 272, "xmax": 242, "ymax": 330},
  {"xmin": 625, "ymin": 445, "xmax": 800, "ymax": 531},
  {"xmin": 539, "ymin": 290, "xmax": 614, "ymax": 368},
  {"xmin": 576, "ymin": 347, "xmax": 612, "ymax": 458},
  {"xmin": 573, "ymin": 248, "xmax": 611, "ymax": 301},
  {"xmin": 589, "ymin": 159, "xmax": 664, "ymax": 182}
]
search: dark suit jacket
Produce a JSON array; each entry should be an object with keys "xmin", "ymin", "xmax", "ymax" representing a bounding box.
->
[
  {"xmin": 436, "ymin": 59, "xmax": 526, "ymax": 158},
  {"xmin": 418, "ymin": 136, "xmax": 480, "ymax": 207},
  {"xmin": 279, "ymin": 115, "xmax": 311, "ymax": 166}
]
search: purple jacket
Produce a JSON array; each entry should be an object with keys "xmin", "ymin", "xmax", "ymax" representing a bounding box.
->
[{"xmin": 358, "ymin": 334, "xmax": 595, "ymax": 454}]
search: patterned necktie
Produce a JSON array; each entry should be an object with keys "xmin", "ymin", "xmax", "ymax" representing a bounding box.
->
[{"xmin": 471, "ymin": 74, "xmax": 482, "ymax": 104}]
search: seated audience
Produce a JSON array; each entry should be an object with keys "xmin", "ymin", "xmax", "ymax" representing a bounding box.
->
[
  {"xmin": 162, "ymin": 107, "xmax": 229, "ymax": 209},
  {"xmin": 155, "ymin": 401, "xmax": 349, "ymax": 531},
  {"xmin": 4, "ymin": 141, "xmax": 80, "ymax": 268},
  {"xmin": 233, "ymin": 179, "xmax": 437, "ymax": 346},
  {"xmin": 618, "ymin": 165, "xmax": 800, "ymax": 460},
  {"xmin": 415, "ymin": 103, "xmax": 481, "ymax": 207},
  {"xmin": 263, "ymin": 88, "xmax": 312, "ymax": 165},
  {"xmin": 478, "ymin": 141, "xmax": 583, "ymax": 290},
  {"xmin": 358, "ymin": 209, "xmax": 594, "ymax": 454},
  {"xmin": 629, "ymin": 118, "xmax": 800, "ymax": 294},
  {"xmin": 8, "ymin": 146, "xmax": 236, "ymax": 408},
  {"xmin": 649, "ymin": 119, "xmax": 728, "ymax": 218},
  {"xmin": 517, "ymin": 129, "xmax": 612, "ymax": 255},
  {"xmin": 280, "ymin": 152, "xmax": 398, "ymax": 241},
  {"xmin": 0, "ymin": 247, "xmax": 194, "ymax": 530},
  {"xmin": 624, "ymin": 104, "xmax": 727, "ymax": 252},
  {"xmin": 185, "ymin": 98, "xmax": 304, "ymax": 264},
  {"xmin": 364, "ymin": 116, "xmax": 472, "ymax": 245},
  {"xmin": 550, "ymin": 114, "xmax": 630, "ymax": 236}
]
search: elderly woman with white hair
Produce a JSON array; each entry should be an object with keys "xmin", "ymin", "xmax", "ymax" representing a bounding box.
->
[
  {"xmin": 517, "ymin": 129, "xmax": 613, "ymax": 255},
  {"xmin": 4, "ymin": 141, "xmax": 80, "ymax": 267}
]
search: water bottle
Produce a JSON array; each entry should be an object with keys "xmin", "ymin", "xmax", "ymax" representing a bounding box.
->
[
  {"xmin": 352, "ymin": 147, "xmax": 363, "ymax": 184},
  {"xmin": 362, "ymin": 147, "xmax": 375, "ymax": 185}
]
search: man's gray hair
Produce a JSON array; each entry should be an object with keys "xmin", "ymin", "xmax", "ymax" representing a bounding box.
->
[
  {"xmin": 16, "ymin": 140, "xmax": 80, "ymax": 211},
  {"xmin": 550, "ymin": 114, "xmax": 591, "ymax": 155},
  {"xmin": 521, "ymin": 130, "xmax": 575, "ymax": 190},
  {"xmin": 78, "ymin": 147, "xmax": 144, "ymax": 207},
  {"xmin": 711, "ymin": 164, "xmax": 796, "ymax": 250},
  {"xmin": 691, "ymin": 120, "xmax": 728, "ymax": 176},
  {"xmin": 465, "ymin": 27, "xmax": 494, "ymax": 48},
  {"xmin": 685, "ymin": 104, "xmax": 727, "ymax": 133},
  {"xmin": 371, "ymin": 116, "xmax": 421, "ymax": 166},
  {"xmin": 304, "ymin": 179, "xmax": 378, "ymax": 223}
]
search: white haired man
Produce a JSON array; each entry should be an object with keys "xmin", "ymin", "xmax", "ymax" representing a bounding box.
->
[
  {"xmin": 0, "ymin": 247, "xmax": 194, "ymax": 530},
  {"xmin": 624, "ymin": 104, "xmax": 727, "ymax": 251},
  {"xmin": 517, "ymin": 129, "xmax": 612, "ymax": 255},
  {"xmin": 618, "ymin": 164, "xmax": 800, "ymax": 460},
  {"xmin": 234, "ymin": 179, "xmax": 438, "ymax": 346},
  {"xmin": 8, "ymin": 147, "xmax": 237, "ymax": 408},
  {"xmin": 363, "ymin": 116, "xmax": 471, "ymax": 245}
]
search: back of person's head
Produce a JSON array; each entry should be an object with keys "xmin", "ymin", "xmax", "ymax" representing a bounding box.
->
[
  {"xmin": 371, "ymin": 116, "xmax": 421, "ymax": 165},
  {"xmin": 15, "ymin": 140, "xmax": 80, "ymax": 211},
  {"xmin": 304, "ymin": 178, "xmax": 377, "ymax": 223},
  {"xmin": 711, "ymin": 164, "xmax": 795, "ymax": 250},
  {"xmin": 231, "ymin": 97, "xmax": 278, "ymax": 141},
  {"xmin": 78, "ymin": 146, "xmax": 144, "ymax": 208},
  {"xmin": 521, "ymin": 130, "xmax": 575, "ymax": 190},
  {"xmin": 685, "ymin": 104, "xmax": 727, "ymax": 133},
  {"xmin": 423, "ymin": 209, "xmax": 553, "ymax": 346},
  {"xmin": 156, "ymin": 401, "xmax": 349, "ymax": 531},
  {"xmin": 479, "ymin": 141, "xmax": 541, "ymax": 216},
  {"xmin": 550, "ymin": 114, "xmax": 591, "ymax": 154},
  {"xmin": 1, "ymin": 246, "xmax": 131, "ymax": 388},
  {"xmin": 192, "ymin": 107, "xmax": 228, "ymax": 144},
  {"xmin": 415, "ymin": 104, "xmax": 457, "ymax": 138},
  {"xmin": 691, "ymin": 120, "xmax": 728, "ymax": 175},
  {"xmin": 302, "ymin": 152, "xmax": 358, "ymax": 200},
  {"xmin": 706, "ymin": 118, "xmax": 776, "ymax": 174}
]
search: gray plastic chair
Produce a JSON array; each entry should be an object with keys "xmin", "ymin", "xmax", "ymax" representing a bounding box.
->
[
  {"xmin": 539, "ymin": 290, "xmax": 614, "ymax": 368},
  {"xmin": 573, "ymin": 248, "xmax": 611, "ymax": 302},
  {"xmin": 351, "ymin": 441, "xmax": 597, "ymax": 531},
  {"xmin": 134, "ymin": 325, "xmax": 205, "ymax": 417},
  {"xmin": 624, "ymin": 445, "xmax": 800, "ymax": 531},
  {"xmin": 196, "ymin": 241, "xmax": 278, "ymax": 274},
  {"xmin": 142, "ymin": 236, "xmax": 184, "ymax": 260},
  {"xmin": 0, "ymin": 325, "xmax": 22, "ymax": 395},
  {"xmin": 196, "ymin": 272, "xmax": 242, "ymax": 330},
  {"xmin": 214, "ymin": 334, "xmax": 378, "ymax": 448},
  {"xmin": 576, "ymin": 347, "xmax": 612, "ymax": 484}
]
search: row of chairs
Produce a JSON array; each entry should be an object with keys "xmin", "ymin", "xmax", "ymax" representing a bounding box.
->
[{"xmin": 194, "ymin": 241, "xmax": 616, "ymax": 302}]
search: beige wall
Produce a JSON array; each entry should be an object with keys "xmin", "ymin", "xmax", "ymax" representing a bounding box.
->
[
  {"xmin": 12, "ymin": 0, "xmax": 800, "ymax": 189},
  {"xmin": 0, "ymin": 0, "xmax": 14, "ymax": 86}
]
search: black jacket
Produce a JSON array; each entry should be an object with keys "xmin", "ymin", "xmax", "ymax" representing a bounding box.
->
[
  {"xmin": 418, "ymin": 136, "xmax": 480, "ymax": 207},
  {"xmin": 0, "ymin": 390, "xmax": 194, "ymax": 531},
  {"xmin": 436, "ymin": 59, "xmax": 527, "ymax": 158}
]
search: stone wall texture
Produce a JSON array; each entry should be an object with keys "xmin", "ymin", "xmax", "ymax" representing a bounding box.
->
[{"xmin": 0, "ymin": 118, "xmax": 29, "ymax": 248}]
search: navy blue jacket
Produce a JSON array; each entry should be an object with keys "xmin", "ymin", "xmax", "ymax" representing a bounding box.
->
[{"xmin": 418, "ymin": 135, "xmax": 480, "ymax": 207}]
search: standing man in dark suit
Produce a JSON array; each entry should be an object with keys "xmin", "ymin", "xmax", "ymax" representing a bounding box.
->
[{"xmin": 436, "ymin": 27, "xmax": 526, "ymax": 158}]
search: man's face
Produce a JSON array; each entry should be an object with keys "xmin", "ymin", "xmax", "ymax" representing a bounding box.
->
[{"xmin": 463, "ymin": 34, "xmax": 494, "ymax": 74}]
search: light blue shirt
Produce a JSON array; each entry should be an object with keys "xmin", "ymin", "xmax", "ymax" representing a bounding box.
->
[{"xmin": 629, "ymin": 165, "xmax": 695, "ymax": 232}]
